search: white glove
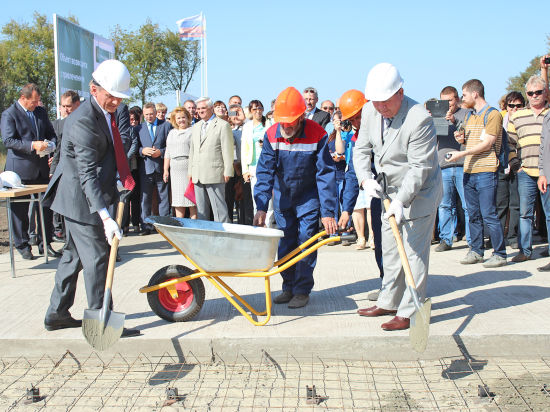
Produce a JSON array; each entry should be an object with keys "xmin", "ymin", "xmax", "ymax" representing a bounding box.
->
[
  {"xmin": 383, "ymin": 199, "xmax": 404, "ymax": 225},
  {"xmin": 361, "ymin": 179, "xmax": 382, "ymax": 199},
  {"xmin": 116, "ymin": 179, "xmax": 124, "ymax": 192},
  {"xmin": 103, "ymin": 217, "xmax": 123, "ymax": 245}
]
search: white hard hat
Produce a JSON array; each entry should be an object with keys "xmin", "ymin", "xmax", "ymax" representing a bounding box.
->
[
  {"xmin": 365, "ymin": 63, "xmax": 403, "ymax": 102},
  {"xmin": 0, "ymin": 171, "xmax": 25, "ymax": 188},
  {"xmin": 92, "ymin": 59, "xmax": 131, "ymax": 99}
]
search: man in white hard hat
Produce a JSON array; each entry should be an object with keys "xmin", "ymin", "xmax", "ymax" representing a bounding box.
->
[
  {"xmin": 353, "ymin": 63, "xmax": 442, "ymax": 331},
  {"xmin": 43, "ymin": 60, "xmax": 139, "ymax": 337}
]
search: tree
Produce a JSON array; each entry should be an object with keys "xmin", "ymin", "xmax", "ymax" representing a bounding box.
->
[
  {"xmin": 506, "ymin": 35, "xmax": 550, "ymax": 94},
  {"xmin": 157, "ymin": 30, "xmax": 200, "ymax": 104},
  {"xmin": 0, "ymin": 13, "xmax": 55, "ymax": 116},
  {"xmin": 111, "ymin": 20, "xmax": 165, "ymax": 106}
]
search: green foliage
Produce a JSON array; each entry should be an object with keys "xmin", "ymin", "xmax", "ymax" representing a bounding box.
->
[
  {"xmin": 0, "ymin": 13, "xmax": 55, "ymax": 116},
  {"xmin": 112, "ymin": 20, "xmax": 166, "ymax": 106},
  {"xmin": 157, "ymin": 32, "xmax": 200, "ymax": 97},
  {"xmin": 506, "ymin": 35, "xmax": 550, "ymax": 96},
  {"xmin": 0, "ymin": 13, "xmax": 79, "ymax": 118}
]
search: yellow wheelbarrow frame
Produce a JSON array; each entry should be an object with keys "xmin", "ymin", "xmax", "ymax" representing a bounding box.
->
[{"xmin": 139, "ymin": 230, "xmax": 353, "ymax": 326}]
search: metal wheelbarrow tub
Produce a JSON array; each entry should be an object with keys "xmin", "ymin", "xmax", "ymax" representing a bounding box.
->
[{"xmin": 145, "ymin": 216, "xmax": 284, "ymax": 272}]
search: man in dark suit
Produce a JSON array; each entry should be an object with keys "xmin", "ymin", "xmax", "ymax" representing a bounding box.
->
[
  {"xmin": 50, "ymin": 90, "xmax": 81, "ymax": 242},
  {"xmin": 137, "ymin": 102, "xmax": 172, "ymax": 234},
  {"xmin": 1, "ymin": 83, "xmax": 59, "ymax": 260},
  {"xmin": 303, "ymin": 87, "xmax": 331, "ymax": 129},
  {"xmin": 43, "ymin": 59, "xmax": 139, "ymax": 336}
]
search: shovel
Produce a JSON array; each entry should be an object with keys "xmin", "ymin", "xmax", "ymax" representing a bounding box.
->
[
  {"xmin": 376, "ymin": 173, "xmax": 431, "ymax": 353},
  {"xmin": 82, "ymin": 197, "xmax": 127, "ymax": 351}
]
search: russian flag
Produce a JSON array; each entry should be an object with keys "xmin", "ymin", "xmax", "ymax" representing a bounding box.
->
[{"xmin": 177, "ymin": 14, "xmax": 204, "ymax": 39}]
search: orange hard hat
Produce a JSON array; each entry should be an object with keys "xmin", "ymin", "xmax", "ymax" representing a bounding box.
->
[
  {"xmin": 273, "ymin": 87, "xmax": 306, "ymax": 123},
  {"xmin": 339, "ymin": 89, "xmax": 368, "ymax": 120}
]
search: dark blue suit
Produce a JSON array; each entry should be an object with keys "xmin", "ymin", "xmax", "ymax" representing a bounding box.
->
[
  {"xmin": 1, "ymin": 102, "xmax": 56, "ymax": 251},
  {"xmin": 137, "ymin": 120, "xmax": 172, "ymax": 224}
]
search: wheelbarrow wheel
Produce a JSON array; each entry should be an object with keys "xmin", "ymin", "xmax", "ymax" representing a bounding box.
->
[{"xmin": 147, "ymin": 265, "xmax": 205, "ymax": 322}]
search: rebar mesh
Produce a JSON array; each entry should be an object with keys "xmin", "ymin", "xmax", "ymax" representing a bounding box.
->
[{"xmin": 1, "ymin": 350, "xmax": 549, "ymax": 410}]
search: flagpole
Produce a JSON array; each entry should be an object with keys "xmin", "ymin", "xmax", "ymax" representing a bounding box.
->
[{"xmin": 203, "ymin": 13, "xmax": 208, "ymax": 97}]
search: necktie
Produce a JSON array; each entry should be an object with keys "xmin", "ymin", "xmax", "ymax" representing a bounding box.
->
[
  {"xmin": 383, "ymin": 117, "xmax": 392, "ymax": 142},
  {"xmin": 201, "ymin": 121, "xmax": 208, "ymax": 139},
  {"xmin": 148, "ymin": 123, "xmax": 155, "ymax": 140},
  {"xmin": 110, "ymin": 113, "xmax": 136, "ymax": 191},
  {"xmin": 26, "ymin": 110, "xmax": 37, "ymax": 135}
]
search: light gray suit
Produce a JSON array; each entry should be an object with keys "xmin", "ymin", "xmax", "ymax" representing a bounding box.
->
[
  {"xmin": 354, "ymin": 96, "xmax": 442, "ymax": 318},
  {"xmin": 188, "ymin": 116, "xmax": 234, "ymax": 222}
]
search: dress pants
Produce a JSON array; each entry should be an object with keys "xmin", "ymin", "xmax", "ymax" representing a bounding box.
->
[
  {"xmin": 10, "ymin": 177, "xmax": 53, "ymax": 251},
  {"xmin": 275, "ymin": 205, "xmax": 320, "ymax": 296},
  {"xmin": 195, "ymin": 182, "xmax": 230, "ymax": 222},
  {"xmin": 496, "ymin": 169, "xmax": 519, "ymax": 245},
  {"xmin": 141, "ymin": 171, "xmax": 170, "ymax": 227},
  {"xmin": 377, "ymin": 211, "xmax": 435, "ymax": 319},
  {"xmin": 45, "ymin": 217, "xmax": 109, "ymax": 318}
]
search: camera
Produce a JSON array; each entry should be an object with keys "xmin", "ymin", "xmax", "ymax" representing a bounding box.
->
[
  {"xmin": 228, "ymin": 111, "xmax": 238, "ymax": 117},
  {"xmin": 341, "ymin": 119, "xmax": 352, "ymax": 132},
  {"xmin": 545, "ymin": 57, "xmax": 550, "ymax": 65}
]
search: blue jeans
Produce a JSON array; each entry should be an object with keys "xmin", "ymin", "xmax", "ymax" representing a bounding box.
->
[
  {"xmin": 517, "ymin": 170, "xmax": 550, "ymax": 256},
  {"xmin": 438, "ymin": 166, "xmax": 470, "ymax": 246},
  {"xmin": 463, "ymin": 172, "xmax": 506, "ymax": 258},
  {"xmin": 334, "ymin": 179, "xmax": 345, "ymax": 220}
]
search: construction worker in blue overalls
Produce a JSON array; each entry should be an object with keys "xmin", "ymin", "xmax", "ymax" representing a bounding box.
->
[{"xmin": 253, "ymin": 86, "xmax": 337, "ymax": 309}]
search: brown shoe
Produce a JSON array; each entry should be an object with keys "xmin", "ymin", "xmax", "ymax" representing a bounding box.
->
[
  {"xmin": 381, "ymin": 316, "xmax": 410, "ymax": 331},
  {"xmin": 511, "ymin": 253, "xmax": 531, "ymax": 263},
  {"xmin": 357, "ymin": 306, "xmax": 397, "ymax": 317}
]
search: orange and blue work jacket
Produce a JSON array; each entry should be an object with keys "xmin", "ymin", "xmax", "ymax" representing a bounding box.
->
[{"xmin": 254, "ymin": 119, "xmax": 337, "ymax": 217}]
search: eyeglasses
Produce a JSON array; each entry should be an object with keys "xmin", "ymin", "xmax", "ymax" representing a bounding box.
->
[
  {"xmin": 507, "ymin": 103, "xmax": 524, "ymax": 109},
  {"xmin": 526, "ymin": 89, "xmax": 544, "ymax": 97},
  {"xmin": 322, "ymin": 106, "xmax": 334, "ymax": 110}
]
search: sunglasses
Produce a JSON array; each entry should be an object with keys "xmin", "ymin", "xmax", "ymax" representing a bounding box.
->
[
  {"xmin": 507, "ymin": 103, "xmax": 524, "ymax": 109},
  {"xmin": 304, "ymin": 88, "xmax": 317, "ymax": 94},
  {"xmin": 322, "ymin": 106, "xmax": 334, "ymax": 110},
  {"xmin": 526, "ymin": 89, "xmax": 544, "ymax": 97}
]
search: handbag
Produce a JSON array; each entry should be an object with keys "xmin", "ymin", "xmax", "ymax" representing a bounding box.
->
[{"xmin": 184, "ymin": 178, "xmax": 196, "ymax": 204}]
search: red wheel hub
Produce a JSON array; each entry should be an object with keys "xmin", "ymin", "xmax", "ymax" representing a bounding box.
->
[{"xmin": 158, "ymin": 279, "xmax": 194, "ymax": 312}]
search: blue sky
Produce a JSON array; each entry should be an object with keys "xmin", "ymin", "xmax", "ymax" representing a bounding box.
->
[{"xmin": 4, "ymin": 1, "xmax": 549, "ymax": 110}]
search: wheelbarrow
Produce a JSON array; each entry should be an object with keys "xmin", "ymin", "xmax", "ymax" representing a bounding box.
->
[{"xmin": 139, "ymin": 216, "xmax": 356, "ymax": 326}]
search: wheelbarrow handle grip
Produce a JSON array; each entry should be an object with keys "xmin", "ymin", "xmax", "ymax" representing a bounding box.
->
[
  {"xmin": 382, "ymin": 198, "xmax": 417, "ymax": 290},
  {"xmin": 335, "ymin": 228, "xmax": 358, "ymax": 243}
]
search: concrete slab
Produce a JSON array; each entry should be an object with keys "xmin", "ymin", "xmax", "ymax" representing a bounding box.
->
[{"xmin": 1, "ymin": 230, "xmax": 549, "ymax": 360}]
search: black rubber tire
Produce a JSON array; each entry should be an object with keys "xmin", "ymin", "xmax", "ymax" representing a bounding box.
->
[{"xmin": 147, "ymin": 265, "xmax": 205, "ymax": 322}]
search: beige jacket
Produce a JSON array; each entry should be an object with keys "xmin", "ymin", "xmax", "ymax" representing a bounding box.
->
[{"xmin": 188, "ymin": 116, "xmax": 235, "ymax": 184}]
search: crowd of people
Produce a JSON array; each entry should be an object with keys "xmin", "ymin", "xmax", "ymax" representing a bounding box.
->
[{"xmin": 2, "ymin": 55, "xmax": 550, "ymax": 334}]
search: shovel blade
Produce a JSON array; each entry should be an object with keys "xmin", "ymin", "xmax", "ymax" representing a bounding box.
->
[
  {"xmin": 82, "ymin": 309, "xmax": 125, "ymax": 351},
  {"xmin": 409, "ymin": 298, "xmax": 431, "ymax": 353}
]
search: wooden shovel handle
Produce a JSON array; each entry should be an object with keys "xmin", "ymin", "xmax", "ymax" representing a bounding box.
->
[
  {"xmin": 383, "ymin": 198, "xmax": 418, "ymax": 290},
  {"xmin": 104, "ymin": 201, "xmax": 125, "ymax": 291}
]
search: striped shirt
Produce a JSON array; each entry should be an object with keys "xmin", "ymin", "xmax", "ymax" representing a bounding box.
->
[
  {"xmin": 508, "ymin": 106, "xmax": 550, "ymax": 177},
  {"xmin": 463, "ymin": 106, "xmax": 503, "ymax": 174}
]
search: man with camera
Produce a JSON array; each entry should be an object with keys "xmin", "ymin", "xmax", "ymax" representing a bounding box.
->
[
  {"xmin": 507, "ymin": 72, "xmax": 550, "ymax": 263},
  {"xmin": 354, "ymin": 63, "xmax": 442, "ymax": 331},
  {"xmin": 432, "ymin": 86, "xmax": 470, "ymax": 252}
]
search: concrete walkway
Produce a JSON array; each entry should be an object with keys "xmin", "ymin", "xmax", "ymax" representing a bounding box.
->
[{"xmin": 1, "ymin": 229, "xmax": 549, "ymax": 361}]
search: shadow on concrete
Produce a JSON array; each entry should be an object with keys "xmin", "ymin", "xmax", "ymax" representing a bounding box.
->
[
  {"xmin": 431, "ymin": 285, "xmax": 550, "ymax": 324},
  {"xmin": 428, "ymin": 270, "xmax": 532, "ymax": 299}
]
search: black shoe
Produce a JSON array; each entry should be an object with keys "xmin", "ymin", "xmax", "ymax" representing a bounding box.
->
[
  {"xmin": 273, "ymin": 290, "xmax": 293, "ymax": 304},
  {"xmin": 116, "ymin": 253, "xmax": 122, "ymax": 262},
  {"xmin": 121, "ymin": 327, "xmax": 142, "ymax": 337},
  {"xmin": 38, "ymin": 245, "xmax": 62, "ymax": 258},
  {"xmin": 52, "ymin": 231, "xmax": 65, "ymax": 242},
  {"xmin": 541, "ymin": 249, "xmax": 549, "ymax": 258},
  {"xmin": 122, "ymin": 227, "xmax": 129, "ymax": 236},
  {"xmin": 139, "ymin": 228, "xmax": 151, "ymax": 236},
  {"xmin": 28, "ymin": 235, "xmax": 38, "ymax": 246},
  {"xmin": 18, "ymin": 249, "xmax": 35, "ymax": 260},
  {"xmin": 288, "ymin": 294, "xmax": 309, "ymax": 309},
  {"xmin": 44, "ymin": 316, "xmax": 82, "ymax": 331}
]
